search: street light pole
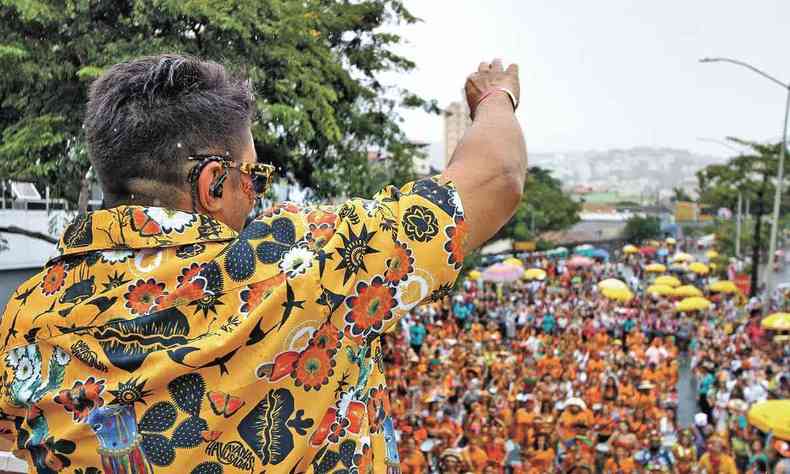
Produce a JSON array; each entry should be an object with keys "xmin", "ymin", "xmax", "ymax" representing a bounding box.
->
[{"xmin": 700, "ymin": 57, "xmax": 789, "ymax": 291}]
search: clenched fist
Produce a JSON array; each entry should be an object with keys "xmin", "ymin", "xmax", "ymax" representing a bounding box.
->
[{"xmin": 465, "ymin": 58, "xmax": 520, "ymax": 119}]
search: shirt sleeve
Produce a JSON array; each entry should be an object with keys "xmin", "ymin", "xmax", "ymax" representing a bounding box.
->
[{"xmin": 318, "ymin": 177, "xmax": 465, "ymax": 342}]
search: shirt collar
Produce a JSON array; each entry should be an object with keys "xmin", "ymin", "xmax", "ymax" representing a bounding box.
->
[{"xmin": 54, "ymin": 206, "xmax": 237, "ymax": 260}]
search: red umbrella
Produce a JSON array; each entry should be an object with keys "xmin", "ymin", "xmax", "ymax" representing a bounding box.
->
[
  {"xmin": 567, "ymin": 256, "xmax": 594, "ymax": 268},
  {"xmin": 639, "ymin": 246, "xmax": 657, "ymax": 256}
]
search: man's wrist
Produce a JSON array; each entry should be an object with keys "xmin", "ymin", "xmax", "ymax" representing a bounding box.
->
[{"xmin": 473, "ymin": 93, "xmax": 513, "ymax": 119}]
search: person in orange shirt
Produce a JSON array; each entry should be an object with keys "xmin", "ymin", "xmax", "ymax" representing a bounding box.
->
[
  {"xmin": 634, "ymin": 380, "xmax": 656, "ymax": 411},
  {"xmin": 399, "ymin": 437, "xmax": 428, "ymax": 474},
  {"xmin": 642, "ymin": 363, "xmax": 661, "ymax": 384},
  {"xmin": 514, "ymin": 397, "xmax": 537, "ymax": 444},
  {"xmin": 466, "ymin": 438, "xmax": 490, "ymax": 474},
  {"xmin": 526, "ymin": 432, "xmax": 555, "ymax": 474},
  {"xmin": 587, "ymin": 351, "xmax": 606, "ymax": 380},
  {"xmin": 557, "ymin": 398, "xmax": 594, "ymax": 443},
  {"xmin": 603, "ymin": 445, "xmax": 637, "ymax": 474},
  {"xmin": 698, "ymin": 436, "xmax": 738, "ymax": 474}
]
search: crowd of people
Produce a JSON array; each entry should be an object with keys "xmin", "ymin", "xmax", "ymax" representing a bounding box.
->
[{"xmin": 380, "ymin": 246, "xmax": 790, "ymax": 474}]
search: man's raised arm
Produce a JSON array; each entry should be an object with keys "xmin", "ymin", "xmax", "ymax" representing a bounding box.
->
[{"xmin": 441, "ymin": 58, "xmax": 528, "ymax": 253}]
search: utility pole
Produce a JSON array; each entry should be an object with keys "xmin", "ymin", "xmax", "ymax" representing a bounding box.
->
[
  {"xmin": 736, "ymin": 192, "xmax": 742, "ymax": 258},
  {"xmin": 700, "ymin": 57, "xmax": 789, "ymax": 292},
  {"xmin": 751, "ymin": 174, "xmax": 768, "ymax": 298}
]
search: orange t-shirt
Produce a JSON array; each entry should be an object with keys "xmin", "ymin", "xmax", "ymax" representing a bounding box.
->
[
  {"xmin": 604, "ymin": 456, "xmax": 636, "ymax": 473},
  {"xmin": 401, "ymin": 450, "xmax": 427, "ymax": 474},
  {"xmin": 467, "ymin": 445, "xmax": 489, "ymax": 473}
]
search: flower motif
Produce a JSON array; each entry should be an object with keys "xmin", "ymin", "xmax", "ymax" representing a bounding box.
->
[
  {"xmin": 384, "ymin": 242, "xmax": 414, "ymax": 284},
  {"xmin": 16, "ymin": 356, "xmax": 35, "ymax": 382},
  {"xmin": 327, "ymin": 417, "xmax": 350, "ymax": 444},
  {"xmin": 144, "ymin": 208, "xmax": 196, "ymax": 233},
  {"xmin": 42, "ymin": 262, "xmax": 67, "ymax": 296},
  {"xmin": 444, "ymin": 217, "xmax": 468, "ymax": 270},
  {"xmin": 7, "ymin": 344, "xmax": 40, "ymax": 383},
  {"xmin": 54, "ymin": 377, "xmax": 105, "ymax": 422},
  {"xmin": 124, "ymin": 278, "xmax": 166, "ymax": 315},
  {"xmin": 306, "ymin": 208, "xmax": 337, "ymax": 227},
  {"xmin": 239, "ymin": 274, "xmax": 285, "ymax": 314},
  {"xmin": 279, "ymin": 245, "xmax": 315, "ymax": 278},
  {"xmin": 402, "ymin": 205, "xmax": 439, "ymax": 242},
  {"xmin": 308, "ymin": 224, "xmax": 334, "ymax": 250},
  {"xmin": 99, "ymin": 250, "xmax": 134, "ymax": 264},
  {"xmin": 176, "ymin": 263, "xmax": 203, "ymax": 287},
  {"xmin": 344, "ymin": 276, "xmax": 397, "ymax": 338},
  {"xmin": 311, "ymin": 322, "xmax": 342, "ymax": 354},
  {"xmin": 52, "ymin": 346, "xmax": 71, "ymax": 366},
  {"xmin": 291, "ymin": 345, "xmax": 335, "ymax": 391}
]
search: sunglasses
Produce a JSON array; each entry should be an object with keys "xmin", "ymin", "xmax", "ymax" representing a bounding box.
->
[{"xmin": 187, "ymin": 154, "xmax": 275, "ymax": 196}]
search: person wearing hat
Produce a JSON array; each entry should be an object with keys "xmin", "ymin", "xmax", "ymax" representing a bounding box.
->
[
  {"xmin": 557, "ymin": 398, "xmax": 593, "ymax": 444},
  {"xmin": 698, "ymin": 436, "xmax": 738, "ymax": 474}
]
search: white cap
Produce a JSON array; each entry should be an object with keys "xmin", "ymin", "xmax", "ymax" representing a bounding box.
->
[{"xmin": 694, "ymin": 413, "xmax": 708, "ymax": 427}]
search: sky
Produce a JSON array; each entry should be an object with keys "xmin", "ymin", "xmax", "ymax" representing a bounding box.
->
[{"xmin": 384, "ymin": 0, "xmax": 790, "ymax": 162}]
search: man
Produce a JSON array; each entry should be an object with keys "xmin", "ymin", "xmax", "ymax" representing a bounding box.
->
[
  {"xmin": 634, "ymin": 432, "xmax": 677, "ymax": 473},
  {"xmin": 0, "ymin": 54, "xmax": 527, "ymax": 472},
  {"xmin": 697, "ymin": 436, "xmax": 737, "ymax": 474}
]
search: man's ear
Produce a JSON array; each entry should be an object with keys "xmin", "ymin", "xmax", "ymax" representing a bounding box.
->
[{"xmin": 197, "ymin": 161, "xmax": 225, "ymax": 212}]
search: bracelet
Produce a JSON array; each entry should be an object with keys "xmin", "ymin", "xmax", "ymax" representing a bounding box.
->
[{"xmin": 472, "ymin": 87, "xmax": 519, "ymax": 119}]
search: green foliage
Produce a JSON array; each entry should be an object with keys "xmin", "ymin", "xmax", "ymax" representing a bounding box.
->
[
  {"xmin": 496, "ymin": 166, "xmax": 581, "ymax": 242},
  {"xmin": 672, "ymin": 187, "xmax": 693, "ymax": 202},
  {"xmin": 696, "ymin": 138, "xmax": 789, "ymax": 216},
  {"xmin": 707, "ymin": 218, "xmax": 769, "ymax": 259},
  {"xmin": 0, "ymin": 0, "xmax": 433, "ymax": 203},
  {"xmin": 624, "ymin": 215, "xmax": 662, "ymax": 243}
]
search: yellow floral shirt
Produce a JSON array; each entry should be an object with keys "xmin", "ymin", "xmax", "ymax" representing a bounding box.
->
[{"xmin": 0, "ymin": 178, "xmax": 465, "ymax": 474}]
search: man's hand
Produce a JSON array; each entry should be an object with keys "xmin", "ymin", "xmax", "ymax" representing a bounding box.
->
[
  {"xmin": 442, "ymin": 58, "xmax": 527, "ymax": 254},
  {"xmin": 465, "ymin": 59, "xmax": 520, "ymax": 118}
]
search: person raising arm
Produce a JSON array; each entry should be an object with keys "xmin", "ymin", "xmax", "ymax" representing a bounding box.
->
[{"xmin": 443, "ymin": 58, "xmax": 528, "ymax": 252}]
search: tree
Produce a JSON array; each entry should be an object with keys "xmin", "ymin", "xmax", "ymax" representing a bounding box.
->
[
  {"xmin": 671, "ymin": 187, "xmax": 693, "ymax": 203},
  {"xmin": 623, "ymin": 215, "xmax": 661, "ymax": 243},
  {"xmin": 696, "ymin": 138, "xmax": 789, "ymax": 296},
  {"xmin": 0, "ymin": 0, "xmax": 435, "ymax": 207},
  {"xmin": 496, "ymin": 167, "xmax": 581, "ymax": 242}
]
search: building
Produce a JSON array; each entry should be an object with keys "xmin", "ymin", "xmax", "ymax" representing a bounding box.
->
[{"xmin": 443, "ymin": 101, "xmax": 471, "ymax": 166}]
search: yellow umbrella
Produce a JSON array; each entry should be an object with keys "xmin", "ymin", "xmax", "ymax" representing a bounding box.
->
[
  {"xmin": 598, "ymin": 278, "xmax": 628, "ymax": 290},
  {"xmin": 673, "ymin": 285, "xmax": 704, "ymax": 298},
  {"xmin": 523, "ymin": 268, "xmax": 547, "ymax": 281},
  {"xmin": 647, "ymin": 284, "xmax": 674, "ymax": 296},
  {"xmin": 710, "ymin": 263, "xmax": 718, "ymax": 270},
  {"xmin": 706, "ymin": 250, "xmax": 719, "ymax": 259},
  {"xmin": 602, "ymin": 287, "xmax": 634, "ymax": 303},
  {"xmin": 655, "ymin": 275, "xmax": 681, "ymax": 288},
  {"xmin": 623, "ymin": 244, "xmax": 639, "ymax": 254},
  {"xmin": 647, "ymin": 240, "xmax": 661, "ymax": 247},
  {"xmin": 761, "ymin": 313, "xmax": 790, "ymax": 331},
  {"xmin": 709, "ymin": 280, "xmax": 739, "ymax": 294},
  {"xmin": 645, "ymin": 263, "xmax": 667, "ymax": 273},
  {"xmin": 672, "ymin": 252, "xmax": 695, "ymax": 263},
  {"xmin": 666, "ymin": 237, "xmax": 677, "ymax": 245},
  {"xmin": 468, "ymin": 270, "xmax": 482, "ymax": 280},
  {"xmin": 748, "ymin": 400, "xmax": 790, "ymax": 441},
  {"xmin": 675, "ymin": 296, "xmax": 712, "ymax": 312},
  {"xmin": 688, "ymin": 262, "xmax": 710, "ymax": 275},
  {"xmin": 504, "ymin": 257, "xmax": 523, "ymax": 267}
]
